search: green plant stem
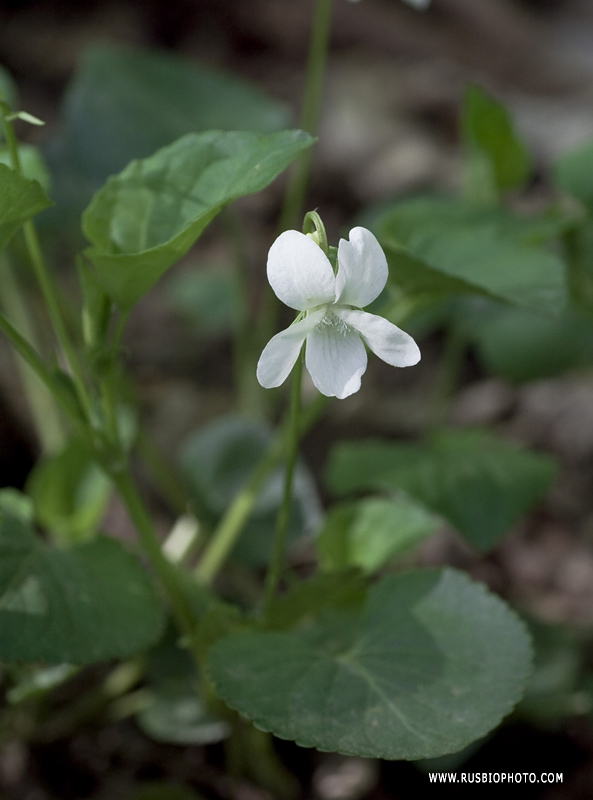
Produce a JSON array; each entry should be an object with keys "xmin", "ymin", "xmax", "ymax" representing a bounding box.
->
[
  {"xmin": 427, "ymin": 324, "xmax": 467, "ymax": 432},
  {"xmin": 108, "ymin": 464, "xmax": 196, "ymax": 640},
  {"xmin": 22, "ymin": 221, "xmax": 92, "ymax": 416},
  {"xmin": 0, "ymin": 253, "xmax": 65, "ymax": 453},
  {"xmin": 0, "ymin": 311, "xmax": 83, "ymax": 425},
  {"xmin": 280, "ymin": 0, "xmax": 335, "ymax": 231},
  {"xmin": 194, "ymin": 433, "xmax": 284, "ymax": 586},
  {"xmin": 262, "ymin": 355, "xmax": 303, "ymax": 612},
  {"xmin": 136, "ymin": 428, "xmax": 193, "ymax": 517},
  {"xmin": 194, "ymin": 391, "xmax": 326, "ymax": 588},
  {"xmin": 221, "ymin": 209, "xmax": 262, "ymax": 416},
  {"xmin": 0, "ymin": 106, "xmax": 92, "ymax": 422},
  {"xmin": 257, "ymin": 0, "xmax": 336, "ymax": 374}
]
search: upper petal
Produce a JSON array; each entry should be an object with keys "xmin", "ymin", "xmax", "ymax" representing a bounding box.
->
[
  {"xmin": 267, "ymin": 230, "xmax": 336, "ymax": 311},
  {"xmin": 305, "ymin": 320, "xmax": 368, "ymax": 399},
  {"xmin": 256, "ymin": 311, "xmax": 325, "ymax": 388},
  {"xmin": 338, "ymin": 309, "xmax": 421, "ymax": 367},
  {"xmin": 335, "ymin": 227, "xmax": 388, "ymax": 308}
]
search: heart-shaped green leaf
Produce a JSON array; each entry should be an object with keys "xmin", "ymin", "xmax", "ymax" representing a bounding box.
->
[
  {"xmin": 82, "ymin": 129, "xmax": 314, "ymax": 309},
  {"xmin": 374, "ymin": 198, "xmax": 567, "ymax": 315},
  {"xmin": 555, "ymin": 138, "xmax": 593, "ymax": 208},
  {"xmin": 462, "ymin": 84, "xmax": 532, "ymax": 193},
  {"xmin": 209, "ymin": 568, "xmax": 531, "ymax": 760},
  {"xmin": 317, "ymin": 496, "xmax": 441, "ymax": 573},
  {"xmin": 0, "ymin": 513, "xmax": 164, "ymax": 663},
  {"xmin": 326, "ymin": 429, "xmax": 557, "ymax": 552},
  {"xmin": 0, "ymin": 163, "xmax": 52, "ymax": 252},
  {"xmin": 26, "ymin": 438, "xmax": 111, "ymax": 545}
]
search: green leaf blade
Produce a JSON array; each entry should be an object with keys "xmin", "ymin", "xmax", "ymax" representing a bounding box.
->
[
  {"xmin": 0, "ymin": 514, "xmax": 164, "ymax": 664},
  {"xmin": 0, "ymin": 163, "xmax": 52, "ymax": 251},
  {"xmin": 555, "ymin": 139, "xmax": 593, "ymax": 208},
  {"xmin": 462, "ymin": 84, "xmax": 532, "ymax": 193},
  {"xmin": 209, "ymin": 569, "xmax": 532, "ymax": 760},
  {"xmin": 374, "ymin": 197, "xmax": 567, "ymax": 316},
  {"xmin": 83, "ymin": 129, "xmax": 314, "ymax": 309},
  {"xmin": 326, "ymin": 430, "xmax": 557, "ymax": 552}
]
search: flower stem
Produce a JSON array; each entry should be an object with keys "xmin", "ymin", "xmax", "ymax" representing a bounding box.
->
[
  {"xmin": 0, "ymin": 252, "xmax": 65, "ymax": 453},
  {"xmin": 194, "ymin": 391, "xmax": 327, "ymax": 588},
  {"xmin": 427, "ymin": 324, "xmax": 467, "ymax": 432},
  {"xmin": 262, "ymin": 353, "xmax": 303, "ymax": 612},
  {"xmin": 0, "ymin": 311, "xmax": 83, "ymax": 425},
  {"xmin": 0, "ymin": 105, "xmax": 92, "ymax": 423},
  {"xmin": 194, "ymin": 433, "xmax": 284, "ymax": 586},
  {"xmin": 108, "ymin": 463, "xmax": 196, "ymax": 640},
  {"xmin": 280, "ymin": 0, "xmax": 335, "ymax": 231}
]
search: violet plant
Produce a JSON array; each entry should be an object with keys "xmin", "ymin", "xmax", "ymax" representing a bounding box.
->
[{"xmin": 3, "ymin": 0, "xmax": 581, "ymax": 783}]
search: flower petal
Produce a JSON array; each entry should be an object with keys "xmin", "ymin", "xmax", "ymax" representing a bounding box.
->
[
  {"xmin": 257, "ymin": 311, "xmax": 325, "ymax": 388},
  {"xmin": 335, "ymin": 227, "xmax": 388, "ymax": 308},
  {"xmin": 305, "ymin": 320, "xmax": 368, "ymax": 399},
  {"xmin": 338, "ymin": 309, "xmax": 421, "ymax": 367},
  {"xmin": 267, "ymin": 230, "xmax": 336, "ymax": 311}
]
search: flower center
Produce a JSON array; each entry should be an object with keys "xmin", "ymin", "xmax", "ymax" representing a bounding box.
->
[{"xmin": 319, "ymin": 309, "xmax": 350, "ymax": 336}]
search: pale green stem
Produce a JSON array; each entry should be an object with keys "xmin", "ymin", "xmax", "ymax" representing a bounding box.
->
[
  {"xmin": 0, "ymin": 105, "xmax": 92, "ymax": 422},
  {"xmin": 194, "ymin": 433, "xmax": 284, "ymax": 586},
  {"xmin": 427, "ymin": 324, "xmax": 467, "ymax": 432},
  {"xmin": 195, "ymin": 391, "xmax": 327, "ymax": 588},
  {"xmin": 0, "ymin": 311, "xmax": 83, "ymax": 425},
  {"xmin": 280, "ymin": 0, "xmax": 336, "ymax": 231},
  {"xmin": 0, "ymin": 252, "xmax": 65, "ymax": 453},
  {"xmin": 136, "ymin": 428, "xmax": 193, "ymax": 517},
  {"xmin": 258, "ymin": 0, "xmax": 336, "ymax": 361},
  {"xmin": 108, "ymin": 464, "xmax": 197, "ymax": 641},
  {"xmin": 262, "ymin": 354, "xmax": 303, "ymax": 612},
  {"xmin": 221, "ymin": 209, "xmax": 262, "ymax": 416},
  {"xmin": 98, "ymin": 311, "xmax": 128, "ymax": 447}
]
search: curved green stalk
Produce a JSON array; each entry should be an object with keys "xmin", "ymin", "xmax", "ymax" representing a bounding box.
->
[
  {"xmin": 280, "ymin": 0, "xmax": 336, "ymax": 230},
  {"xmin": 195, "ymin": 392, "xmax": 327, "ymax": 588},
  {"xmin": 0, "ymin": 311, "xmax": 83, "ymax": 425},
  {"xmin": 262, "ymin": 354, "xmax": 303, "ymax": 612},
  {"xmin": 258, "ymin": 0, "xmax": 336, "ymax": 367},
  {"xmin": 194, "ymin": 433, "xmax": 284, "ymax": 586},
  {"xmin": 0, "ymin": 252, "xmax": 65, "ymax": 452},
  {"xmin": 0, "ymin": 105, "xmax": 92, "ymax": 423},
  {"xmin": 108, "ymin": 464, "xmax": 196, "ymax": 640}
]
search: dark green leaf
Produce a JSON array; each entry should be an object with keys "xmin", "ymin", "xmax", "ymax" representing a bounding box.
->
[
  {"xmin": 0, "ymin": 163, "xmax": 52, "ymax": 252},
  {"xmin": 45, "ymin": 43, "xmax": 292, "ymax": 231},
  {"xmin": 82, "ymin": 129, "xmax": 314, "ymax": 309},
  {"xmin": 326, "ymin": 429, "xmax": 557, "ymax": 552},
  {"xmin": 0, "ymin": 514, "xmax": 164, "ymax": 664},
  {"xmin": 0, "ymin": 488, "xmax": 34, "ymax": 523},
  {"xmin": 317, "ymin": 496, "xmax": 441, "ymax": 573},
  {"xmin": 26, "ymin": 438, "xmax": 111, "ymax": 544},
  {"xmin": 0, "ymin": 65, "xmax": 18, "ymax": 110},
  {"xmin": 555, "ymin": 139, "xmax": 593, "ymax": 208},
  {"xmin": 181, "ymin": 415, "xmax": 319, "ymax": 567},
  {"xmin": 374, "ymin": 197, "xmax": 567, "ymax": 315},
  {"xmin": 0, "ymin": 144, "xmax": 51, "ymax": 192},
  {"xmin": 467, "ymin": 304, "xmax": 593, "ymax": 382},
  {"xmin": 58, "ymin": 43, "xmax": 291, "ymax": 180},
  {"xmin": 264, "ymin": 570, "xmax": 366, "ymax": 631},
  {"xmin": 209, "ymin": 569, "xmax": 532, "ymax": 760},
  {"xmin": 167, "ymin": 268, "xmax": 239, "ymax": 336},
  {"xmin": 462, "ymin": 84, "xmax": 531, "ymax": 192},
  {"xmin": 138, "ymin": 681, "xmax": 231, "ymax": 746},
  {"xmin": 519, "ymin": 621, "xmax": 583, "ymax": 722}
]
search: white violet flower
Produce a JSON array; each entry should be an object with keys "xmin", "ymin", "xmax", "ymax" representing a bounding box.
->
[{"xmin": 257, "ymin": 226, "xmax": 420, "ymax": 399}]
